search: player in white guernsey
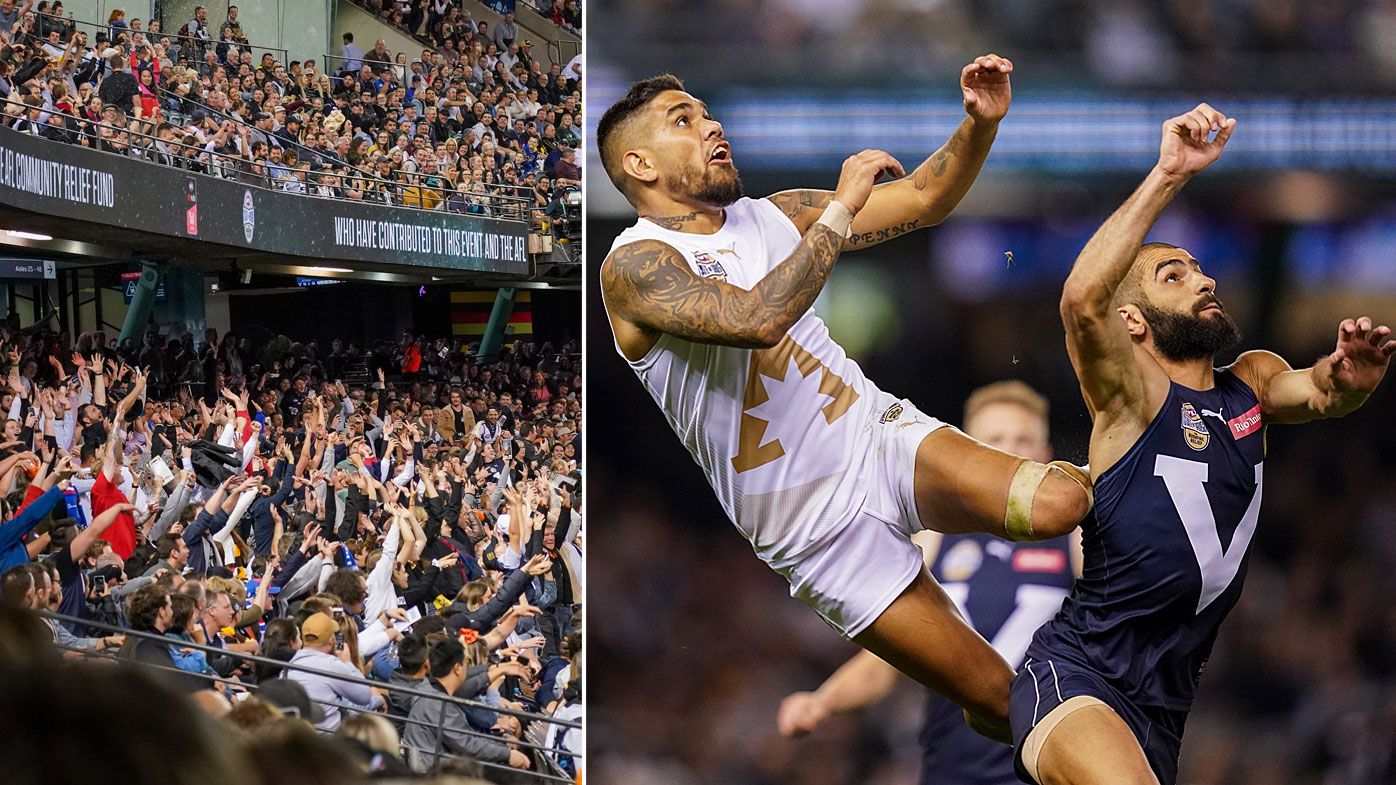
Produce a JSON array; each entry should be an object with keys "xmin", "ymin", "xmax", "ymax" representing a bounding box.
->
[{"xmin": 597, "ymin": 55, "xmax": 1092, "ymax": 741}]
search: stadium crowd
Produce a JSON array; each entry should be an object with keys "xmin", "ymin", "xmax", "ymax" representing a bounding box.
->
[
  {"xmin": 0, "ymin": 318, "xmax": 583, "ymax": 783},
  {"xmin": 352, "ymin": 0, "xmax": 581, "ymax": 44},
  {"xmin": 0, "ymin": 1, "xmax": 582, "ymax": 222}
]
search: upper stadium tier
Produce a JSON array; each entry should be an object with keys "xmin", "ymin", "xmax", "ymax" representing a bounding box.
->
[{"xmin": 0, "ymin": 3, "xmax": 580, "ymax": 283}]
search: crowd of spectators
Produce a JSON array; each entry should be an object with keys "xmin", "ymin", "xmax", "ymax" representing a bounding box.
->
[
  {"xmin": 0, "ymin": 316, "xmax": 583, "ymax": 782},
  {"xmin": 357, "ymin": 0, "xmax": 581, "ymax": 42},
  {"xmin": 0, "ymin": 1, "xmax": 582, "ymax": 224}
]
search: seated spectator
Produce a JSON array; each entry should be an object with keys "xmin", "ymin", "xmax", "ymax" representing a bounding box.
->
[{"xmin": 403, "ymin": 637, "xmax": 531, "ymax": 772}]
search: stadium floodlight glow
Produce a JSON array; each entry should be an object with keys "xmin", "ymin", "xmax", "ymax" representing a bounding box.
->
[
  {"xmin": 6, "ymin": 230, "xmax": 52, "ymax": 241},
  {"xmin": 307, "ymin": 266, "xmax": 353, "ymax": 274}
]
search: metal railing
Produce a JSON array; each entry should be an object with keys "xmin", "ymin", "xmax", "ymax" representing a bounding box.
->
[
  {"xmin": 0, "ymin": 95, "xmax": 536, "ymax": 220},
  {"xmin": 321, "ymin": 51, "xmax": 410, "ymax": 75},
  {"xmin": 39, "ymin": 608, "xmax": 580, "ymax": 782},
  {"xmin": 31, "ymin": 11, "xmax": 290, "ymax": 68},
  {"xmin": 547, "ymin": 39, "xmax": 580, "ymax": 71}
]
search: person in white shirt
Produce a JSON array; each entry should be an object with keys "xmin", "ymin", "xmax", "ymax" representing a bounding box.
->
[
  {"xmin": 339, "ymin": 32, "xmax": 363, "ymax": 74},
  {"xmin": 596, "ymin": 56, "xmax": 1091, "ymax": 742},
  {"xmin": 472, "ymin": 406, "xmax": 503, "ymax": 446},
  {"xmin": 286, "ymin": 612, "xmax": 384, "ymax": 730}
]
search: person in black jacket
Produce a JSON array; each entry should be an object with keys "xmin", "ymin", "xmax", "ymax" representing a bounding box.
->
[
  {"xmin": 96, "ymin": 53, "xmax": 137, "ymax": 114},
  {"xmin": 121, "ymin": 583, "xmax": 212, "ymax": 695},
  {"xmin": 245, "ymin": 445, "xmax": 296, "ymax": 555},
  {"xmin": 441, "ymin": 553, "xmax": 551, "ymax": 633}
]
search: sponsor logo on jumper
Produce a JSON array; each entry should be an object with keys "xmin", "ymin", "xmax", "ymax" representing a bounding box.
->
[
  {"xmin": 1180, "ymin": 402, "xmax": 1209, "ymax": 451},
  {"xmin": 1013, "ymin": 548, "xmax": 1067, "ymax": 573},
  {"xmin": 1226, "ymin": 404, "xmax": 1263, "ymax": 440},
  {"xmin": 880, "ymin": 402, "xmax": 903, "ymax": 423},
  {"xmin": 692, "ymin": 251, "xmax": 727, "ymax": 280}
]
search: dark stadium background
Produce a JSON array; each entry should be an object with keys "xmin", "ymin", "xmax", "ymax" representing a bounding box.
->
[
  {"xmin": 587, "ymin": 2, "xmax": 1396, "ymax": 782},
  {"xmin": 222, "ymin": 280, "xmax": 580, "ymax": 347}
]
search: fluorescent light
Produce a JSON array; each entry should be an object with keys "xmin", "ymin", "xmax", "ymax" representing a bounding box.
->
[
  {"xmin": 6, "ymin": 230, "xmax": 52, "ymax": 241},
  {"xmin": 307, "ymin": 266, "xmax": 353, "ymax": 274}
]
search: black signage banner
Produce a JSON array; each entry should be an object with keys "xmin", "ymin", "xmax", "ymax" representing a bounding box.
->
[{"xmin": 0, "ymin": 127, "xmax": 529, "ymax": 275}]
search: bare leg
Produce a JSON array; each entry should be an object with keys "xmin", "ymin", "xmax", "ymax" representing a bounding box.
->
[
  {"xmin": 1033, "ymin": 703, "xmax": 1159, "ymax": 785},
  {"xmin": 852, "ymin": 569, "xmax": 1014, "ymax": 742},
  {"xmin": 914, "ymin": 427, "xmax": 1090, "ymax": 540}
]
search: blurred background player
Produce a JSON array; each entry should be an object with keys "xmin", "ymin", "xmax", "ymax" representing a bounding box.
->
[
  {"xmin": 777, "ymin": 380, "xmax": 1080, "ymax": 785},
  {"xmin": 1018, "ymin": 104, "xmax": 1395, "ymax": 785},
  {"xmin": 597, "ymin": 56, "xmax": 1091, "ymax": 741}
]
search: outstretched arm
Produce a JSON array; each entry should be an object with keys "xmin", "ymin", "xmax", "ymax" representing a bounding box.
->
[
  {"xmin": 776, "ymin": 651, "xmax": 901, "ymax": 738},
  {"xmin": 603, "ymin": 150, "xmax": 900, "ymax": 349},
  {"xmin": 1231, "ymin": 318, "xmax": 1395, "ymax": 424},
  {"xmin": 1059, "ymin": 104, "xmax": 1235, "ymax": 421},
  {"xmin": 768, "ymin": 54, "xmax": 1012, "ymax": 251}
]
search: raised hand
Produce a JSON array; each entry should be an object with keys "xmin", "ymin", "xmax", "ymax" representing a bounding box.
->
[
  {"xmin": 961, "ymin": 53, "xmax": 1013, "ymax": 124},
  {"xmin": 1324, "ymin": 316, "xmax": 1396, "ymax": 395},
  {"xmin": 522, "ymin": 554, "xmax": 553, "ymax": 576},
  {"xmin": 1157, "ymin": 103, "xmax": 1235, "ymax": 180},
  {"xmin": 776, "ymin": 691, "xmax": 830, "ymax": 738},
  {"xmin": 832, "ymin": 149, "xmax": 905, "ymax": 215}
]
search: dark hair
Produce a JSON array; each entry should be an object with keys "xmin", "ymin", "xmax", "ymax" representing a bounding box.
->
[
  {"xmin": 168, "ymin": 592, "xmax": 198, "ymax": 635},
  {"xmin": 397, "ymin": 633, "xmax": 429, "ymax": 675},
  {"xmin": 428, "ymin": 638, "xmax": 465, "ymax": 679},
  {"xmin": 126, "ymin": 584, "xmax": 170, "ymax": 630},
  {"xmin": 322, "ymin": 569, "xmax": 366, "ymax": 607},
  {"xmin": 254, "ymin": 643, "xmax": 296, "ymax": 682},
  {"xmin": 343, "ymin": 32, "xmax": 353, "ymax": 42},
  {"xmin": 155, "ymin": 533, "xmax": 184, "ymax": 561},
  {"xmin": 0, "ymin": 565, "xmax": 32, "ymax": 607},
  {"xmin": 596, "ymin": 74, "xmax": 685, "ymax": 195},
  {"xmin": 23, "ymin": 563, "xmax": 46, "ymax": 594},
  {"xmin": 412, "ymin": 614, "xmax": 447, "ymax": 638},
  {"xmin": 0, "ymin": 660, "xmax": 241, "ymax": 785}
]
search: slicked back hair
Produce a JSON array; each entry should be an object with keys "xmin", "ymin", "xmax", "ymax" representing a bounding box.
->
[{"xmin": 597, "ymin": 74, "xmax": 686, "ymax": 197}]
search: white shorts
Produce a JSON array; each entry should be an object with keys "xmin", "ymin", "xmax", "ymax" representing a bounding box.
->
[{"xmin": 779, "ymin": 397, "xmax": 950, "ymax": 639}]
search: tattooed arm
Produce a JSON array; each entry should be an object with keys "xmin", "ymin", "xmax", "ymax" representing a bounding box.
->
[
  {"xmin": 604, "ymin": 151, "xmax": 902, "ymax": 354},
  {"xmin": 768, "ymin": 54, "xmax": 1013, "ymax": 250}
]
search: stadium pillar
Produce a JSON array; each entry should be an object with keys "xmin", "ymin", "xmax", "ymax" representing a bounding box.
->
[
  {"xmin": 118, "ymin": 261, "xmax": 165, "ymax": 343},
  {"xmin": 163, "ymin": 265, "xmax": 207, "ymax": 335},
  {"xmin": 477, "ymin": 288, "xmax": 516, "ymax": 362}
]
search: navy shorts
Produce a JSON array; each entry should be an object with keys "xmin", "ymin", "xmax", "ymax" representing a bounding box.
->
[{"xmin": 1009, "ymin": 657, "xmax": 1188, "ymax": 785}]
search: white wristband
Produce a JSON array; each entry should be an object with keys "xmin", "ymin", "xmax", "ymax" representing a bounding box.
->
[{"xmin": 816, "ymin": 200, "xmax": 855, "ymax": 238}]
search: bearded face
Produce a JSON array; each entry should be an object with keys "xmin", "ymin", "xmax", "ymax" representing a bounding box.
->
[
  {"xmin": 661, "ymin": 152, "xmax": 744, "ymax": 207},
  {"xmin": 1136, "ymin": 294, "xmax": 1240, "ymax": 362}
]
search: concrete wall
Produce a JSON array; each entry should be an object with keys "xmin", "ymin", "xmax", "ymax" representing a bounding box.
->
[
  {"xmin": 460, "ymin": 0, "xmax": 575, "ymax": 71},
  {"xmin": 159, "ymin": 0, "xmax": 332, "ymax": 64},
  {"xmin": 59, "ymin": 0, "xmax": 143, "ymax": 28},
  {"xmin": 332, "ymin": 0, "xmax": 422, "ymax": 69}
]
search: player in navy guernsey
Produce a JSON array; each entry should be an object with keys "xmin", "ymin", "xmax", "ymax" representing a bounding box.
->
[
  {"xmin": 777, "ymin": 381, "xmax": 1079, "ymax": 785},
  {"xmin": 1016, "ymin": 104, "xmax": 1396, "ymax": 785}
]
